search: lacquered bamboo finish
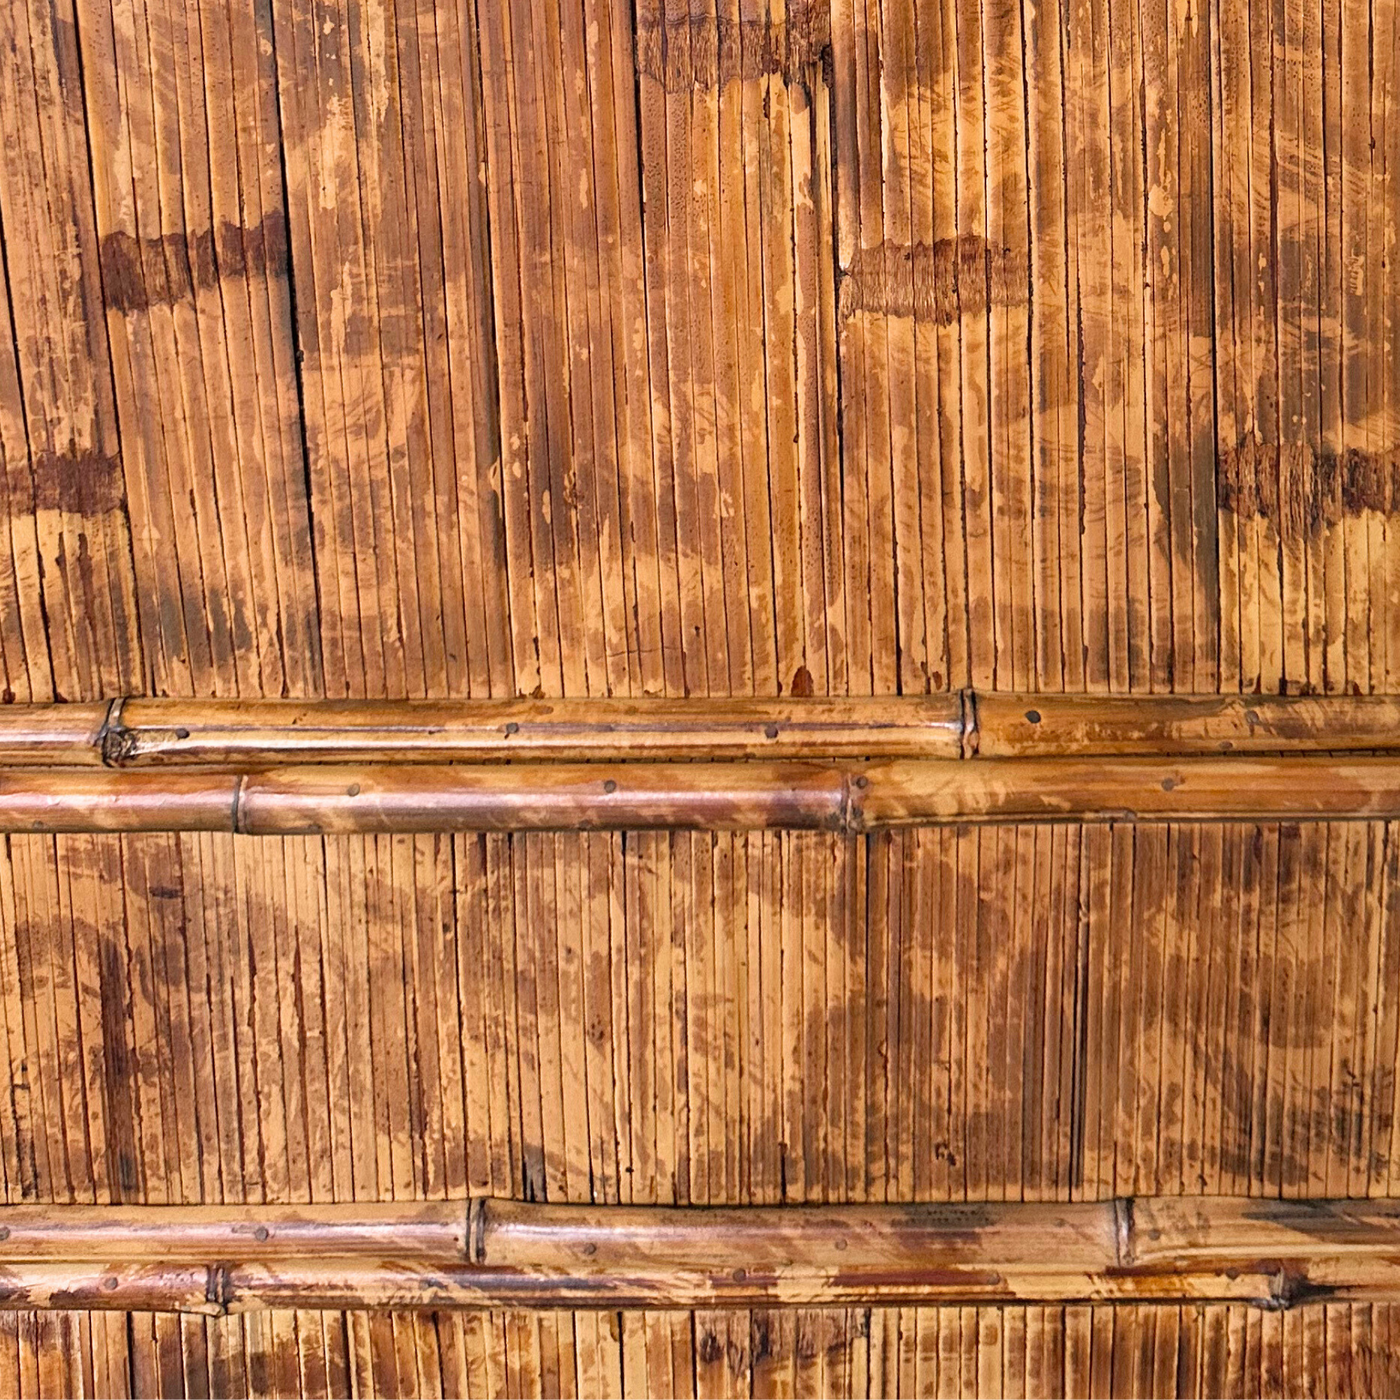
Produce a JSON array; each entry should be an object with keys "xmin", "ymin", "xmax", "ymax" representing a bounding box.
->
[
  {"xmin": 5, "ymin": 1198, "xmax": 1400, "ymax": 1313},
  {"xmin": 0, "ymin": 755, "xmax": 1398, "ymax": 832},
  {"xmin": 0, "ymin": 695, "xmax": 1395, "ymax": 769}
]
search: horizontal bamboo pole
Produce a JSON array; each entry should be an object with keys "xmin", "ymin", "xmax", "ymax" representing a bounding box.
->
[
  {"xmin": 3, "ymin": 1197, "xmax": 1400, "ymax": 1313},
  {"xmin": 0, "ymin": 694, "xmax": 1397, "ymax": 769},
  {"xmin": 0, "ymin": 1202, "xmax": 466, "ymax": 1259},
  {"xmin": 855, "ymin": 757, "xmax": 1400, "ymax": 825},
  {"xmin": 971, "ymin": 693, "xmax": 1400, "ymax": 757},
  {"xmin": 1, "ymin": 757, "xmax": 1399, "ymax": 832},
  {"xmin": 0, "ymin": 702, "xmax": 111, "ymax": 766},
  {"xmin": 110, "ymin": 696, "xmax": 967, "ymax": 765}
]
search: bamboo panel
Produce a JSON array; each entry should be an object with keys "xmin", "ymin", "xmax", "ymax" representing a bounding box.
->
[
  {"xmin": 0, "ymin": 0, "xmax": 1394, "ymax": 700},
  {"xmin": 272, "ymin": 0, "xmax": 507, "ymax": 699},
  {"xmin": 2, "ymin": 1303, "xmax": 1399, "ymax": 1397},
  {"xmin": 73, "ymin": 0, "xmax": 322, "ymax": 698},
  {"xmin": 0, "ymin": 0, "xmax": 143, "ymax": 702},
  {"xmin": 4, "ymin": 827, "xmax": 1399, "ymax": 1211},
  {"xmin": 0, "ymin": 0, "xmax": 1395, "ymax": 1387}
]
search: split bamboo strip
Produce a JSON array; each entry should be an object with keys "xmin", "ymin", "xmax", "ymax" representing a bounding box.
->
[
  {"xmin": 4, "ymin": 1197, "xmax": 1400, "ymax": 1313},
  {"xmin": 3, "ymin": 756, "xmax": 1400, "ymax": 832}
]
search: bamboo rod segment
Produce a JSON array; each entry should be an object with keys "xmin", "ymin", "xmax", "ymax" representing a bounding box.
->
[
  {"xmin": 112, "ymin": 696, "xmax": 967, "ymax": 764},
  {"xmin": 3, "ymin": 1198, "xmax": 1400, "ymax": 1313},
  {"xmin": 0, "ymin": 702, "xmax": 112, "ymax": 766},
  {"xmin": 0, "ymin": 769, "xmax": 241, "ymax": 831},
  {"xmin": 0, "ymin": 1202, "xmax": 467, "ymax": 1259},
  {"xmin": 0, "ymin": 694, "xmax": 1395, "ymax": 769},
  {"xmin": 234, "ymin": 762, "xmax": 849, "ymax": 832},
  {"xmin": 972, "ymin": 693, "xmax": 1400, "ymax": 756},
  {"xmin": 0, "ymin": 1257, "xmax": 1296, "ymax": 1313},
  {"xmin": 854, "ymin": 757, "xmax": 1400, "ymax": 825},
  {"xmin": 0, "ymin": 757, "xmax": 1398, "ymax": 832}
]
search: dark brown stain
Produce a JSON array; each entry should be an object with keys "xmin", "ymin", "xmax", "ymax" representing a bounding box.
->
[
  {"xmin": 6, "ymin": 1061, "xmax": 38, "ymax": 1200},
  {"xmin": 98, "ymin": 210, "xmax": 289, "ymax": 315},
  {"xmin": 1208, "ymin": 1070, "xmax": 1385, "ymax": 1191},
  {"xmin": 1269, "ymin": 1270, "xmax": 1339, "ymax": 1311},
  {"xmin": 746, "ymin": 1310, "xmax": 856, "ymax": 1369},
  {"xmin": 1218, "ymin": 440, "xmax": 1400, "ymax": 533},
  {"xmin": 98, "ymin": 934, "xmax": 142, "ymax": 1200},
  {"xmin": 1160, "ymin": 945, "xmax": 1332, "ymax": 1053},
  {"xmin": 1238, "ymin": 1197, "xmax": 1400, "ymax": 1240},
  {"xmin": 894, "ymin": 1201, "xmax": 994, "ymax": 1232},
  {"xmin": 634, "ymin": 4, "xmax": 830, "ymax": 91},
  {"xmin": 29, "ymin": 448, "xmax": 125, "ymax": 516},
  {"xmin": 838, "ymin": 236, "xmax": 1028, "ymax": 324}
]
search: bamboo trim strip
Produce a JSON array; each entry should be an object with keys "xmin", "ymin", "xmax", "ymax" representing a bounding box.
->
[
  {"xmin": 114, "ymin": 696, "xmax": 967, "ymax": 765},
  {"xmin": 0, "ymin": 694, "xmax": 1398, "ymax": 768},
  {"xmin": 968, "ymin": 693, "xmax": 1400, "ymax": 757},
  {"xmin": 2, "ymin": 756, "xmax": 1400, "ymax": 832},
  {"xmin": 3, "ymin": 1198, "xmax": 1399, "ymax": 1312}
]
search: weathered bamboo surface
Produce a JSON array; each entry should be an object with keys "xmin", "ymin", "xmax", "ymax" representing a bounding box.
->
[
  {"xmin": 5, "ymin": 756, "xmax": 1400, "ymax": 832},
  {"xmin": 3, "ymin": 693, "xmax": 1400, "ymax": 768},
  {"xmin": 7, "ymin": 1302, "xmax": 1399, "ymax": 1398},
  {"xmin": 5, "ymin": 695, "xmax": 1400, "ymax": 831},
  {"xmin": 5, "ymin": 1197, "xmax": 1400, "ymax": 1312},
  {"xmin": 2, "ymin": 0, "xmax": 1397, "ymax": 1381},
  {"xmin": 5, "ymin": 827, "xmax": 1400, "ymax": 1210},
  {"xmin": 0, "ymin": 0, "xmax": 1395, "ymax": 706}
]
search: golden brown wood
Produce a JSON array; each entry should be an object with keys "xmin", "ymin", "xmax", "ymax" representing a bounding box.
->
[
  {"xmin": 0, "ymin": 694, "xmax": 1393, "ymax": 771},
  {"xmin": 0, "ymin": 703, "xmax": 111, "ymax": 765},
  {"xmin": 1, "ymin": 756, "xmax": 1399, "ymax": 832},
  {"xmin": 0, "ymin": 1202, "xmax": 467, "ymax": 1260},
  {"xmin": 0, "ymin": 769, "xmax": 239, "ymax": 831},
  {"xmin": 234, "ymin": 764, "xmax": 850, "ymax": 833},
  {"xmin": 2, "ymin": 0, "xmax": 1397, "ymax": 1383},
  {"xmin": 853, "ymin": 757, "xmax": 1400, "ymax": 826},
  {"xmin": 972, "ymin": 694, "xmax": 1400, "ymax": 757},
  {"xmin": 5, "ymin": 1197, "xmax": 1400, "ymax": 1313}
]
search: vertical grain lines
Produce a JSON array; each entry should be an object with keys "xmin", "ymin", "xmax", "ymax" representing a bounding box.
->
[
  {"xmin": 4, "ymin": 824, "xmax": 1400, "ymax": 1212},
  {"xmin": 830, "ymin": 0, "xmax": 1398, "ymax": 695},
  {"xmin": 0, "ymin": 0, "xmax": 143, "ymax": 703},
  {"xmin": 2, "ymin": 1304, "xmax": 1400, "ymax": 1396},
  {"xmin": 80, "ymin": 0, "xmax": 322, "ymax": 699},
  {"xmin": 0, "ymin": 0, "xmax": 1396, "ymax": 697}
]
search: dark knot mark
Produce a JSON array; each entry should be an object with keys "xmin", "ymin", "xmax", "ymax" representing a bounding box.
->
[
  {"xmin": 1218, "ymin": 441, "xmax": 1399, "ymax": 533},
  {"xmin": 634, "ymin": 5, "xmax": 830, "ymax": 90},
  {"xmin": 838, "ymin": 236, "xmax": 1028, "ymax": 324},
  {"xmin": 99, "ymin": 210, "xmax": 289, "ymax": 315},
  {"xmin": 30, "ymin": 448, "xmax": 125, "ymax": 516}
]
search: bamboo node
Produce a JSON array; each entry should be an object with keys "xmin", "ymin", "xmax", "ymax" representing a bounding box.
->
[
  {"xmin": 1114, "ymin": 1198, "xmax": 1136, "ymax": 1265},
  {"xmin": 467, "ymin": 1199, "xmax": 488, "ymax": 1264},
  {"xmin": 205, "ymin": 1265, "xmax": 233, "ymax": 1313},
  {"xmin": 98, "ymin": 698, "xmax": 135, "ymax": 767},
  {"xmin": 959, "ymin": 688, "xmax": 980, "ymax": 758}
]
